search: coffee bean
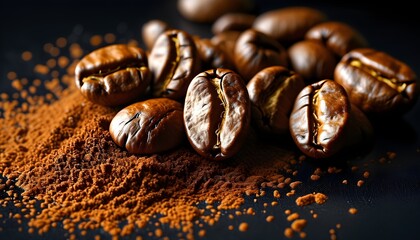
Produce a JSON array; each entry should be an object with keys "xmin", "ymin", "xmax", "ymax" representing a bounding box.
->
[
  {"xmin": 288, "ymin": 40, "xmax": 336, "ymax": 84},
  {"xmin": 109, "ymin": 98, "xmax": 185, "ymax": 154},
  {"xmin": 234, "ymin": 29, "xmax": 288, "ymax": 82},
  {"xmin": 289, "ymin": 79, "xmax": 350, "ymax": 159},
  {"xmin": 75, "ymin": 44, "xmax": 151, "ymax": 107},
  {"xmin": 212, "ymin": 12, "xmax": 256, "ymax": 35},
  {"xmin": 141, "ymin": 19, "xmax": 171, "ymax": 50},
  {"xmin": 247, "ymin": 66, "xmax": 305, "ymax": 135},
  {"xmin": 211, "ymin": 31, "xmax": 241, "ymax": 68},
  {"xmin": 193, "ymin": 36, "xmax": 235, "ymax": 71},
  {"xmin": 148, "ymin": 29, "xmax": 201, "ymax": 100},
  {"xmin": 334, "ymin": 48, "xmax": 419, "ymax": 115},
  {"xmin": 253, "ymin": 6, "xmax": 327, "ymax": 46},
  {"xmin": 184, "ymin": 68, "xmax": 251, "ymax": 160},
  {"xmin": 177, "ymin": 0, "xmax": 255, "ymax": 23},
  {"xmin": 305, "ymin": 21, "xmax": 368, "ymax": 57}
]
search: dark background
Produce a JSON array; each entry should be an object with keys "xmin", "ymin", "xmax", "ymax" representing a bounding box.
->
[{"xmin": 1, "ymin": 1, "xmax": 420, "ymax": 240}]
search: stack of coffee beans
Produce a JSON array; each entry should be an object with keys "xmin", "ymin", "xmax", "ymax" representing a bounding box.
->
[{"xmin": 74, "ymin": 4, "xmax": 419, "ymax": 161}]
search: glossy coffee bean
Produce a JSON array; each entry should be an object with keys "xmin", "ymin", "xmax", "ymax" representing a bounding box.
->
[
  {"xmin": 141, "ymin": 19, "xmax": 171, "ymax": 50},
  {"xmin": 305, "ymin": 21, "xmax": 368, "ymax": 57},
  {"xmin": 234, "ymin": 29, "xmax": 288, "ymax": 82},
  {"xmin": 334, "ymin": 48, "xmax": 419, "ymax": 115},
  {"xmin": 177, "ymin": 0, "xmax": 255, "ymax": 23},
  {"xmin": 342, "ymin": 103, "xmax": 374, "ymax": 153},
  {"xmin": 75, "ymin": 44, "xmax": 151, "ymax": 107},
  {"xmin": 212, "ymin": 12, "xmax": 256, "ymax": 34},
  {"xmin": 193, "ymin": 36, "xmax": 235, "ymax": 71},
  {"xmin": 247, "ymin": 66, "xmax": 305, "ymax": 135},
  {"xmin": 253, "ymin": 6, "xmax": 327, "ymax": 46},
  {"xmin": 184, "ymin": 68, "xmax": 251, "ymax": 161},
  {"xmin": 211, "ymin": 31, "xmax": 241, "ymax": 68},
  {"xmin": 288, "ymin": 40, "xmax": 336, "ymax": 83},
  {"xmin": 289, "ymin": 79, "xmax": 350, "ymax": 159},
  {"xmin": 109, "ymin": 98, "xmax": 185, "ymax": 154},
  {"xmin": 148, "ymin": 29, "xmax": 201, "ymax": 100}
]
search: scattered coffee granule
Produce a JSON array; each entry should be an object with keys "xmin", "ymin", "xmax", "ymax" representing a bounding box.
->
[
  {"xmin": 348, "ymin": 208, "xmax": 358, "ymax": 215},
  {"xmin": 198, "ymin": 229, "xmax": 206, "ymax": 237},
  {"xmin": 296, "ymin": 192, "xmax": 328, "ymax": 206},
  {"xmin": 104, "ymin": 33, "xmax": 117, "ymax": 43},
  {"xmin": 284, "ymin": 227, "xmax": 294, "ymax": 238},
  {"xmin": 273, "ymin": 190, "xmax": 281, "ymax": 198},
  {"xmin": 155, "ymin": 228, "xmax": 163, "ymax": 238},
  {"xmin": 329, "ymin": 228, "xmax": 337, "ymax": 240},
  {"xmin": 327, "ymin": 166, "xmax": 341, "ymax": 174},
  {"xmin": 289, "ymin": 181, "xmax": 302, "ymax": 189},
  {"xmin": 286, "ymin": 190, "xmax": 295, "ymax": 197},
  {"xmin": 21, "ymin": 51, "xmax": 33, "ymax": 61},
  {"xmin": 310, "ymin": 174, "xmax": 320, "ymax": 181},
  {"xmin": 342, "ymin": 179, "xmax": 348, "ymax": 185},
  {"xmin": 291, "ymin": 219, "xmax": 307, "ymax": 232},
  {"xmin": 238, "ymin": 222, "xmax": 249, "ymax": 232},
  {"xmin": 351, "ymin": 166, "xmax": 359, "ymax": 172},
  {"xmin": 357, "ymin": 180, "xmax": 364, "ymax": 187},
  {"xmin": 56, "ymin": 37, "xmax": 68, "ymax": 48},
  {"xmin": 34, "ymin": 64, "xmax": 49, "ymax": 75},
  {"xmin": 89, "ymin": 34, "xmax": 103, "ymax": 46},
  {"xmin": 363, "ymin": 171, "xmax": 370, "ymax": 178},
  {"xmin": 387, "ymin": 151, "xmax": 397, "ymax": 160},
  {"xmin": 266, "ymin": 215, "xmax": 275, "ymax": 222},
  {"xmin": 287, "ymin": 212, "xmax": 299, "ymax": 222},
  {"xmin": 246, "ymin": 207, "xmax": 255, "ymax": 215}
]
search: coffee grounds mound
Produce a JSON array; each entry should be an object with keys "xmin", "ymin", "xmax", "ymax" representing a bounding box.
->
[{"xmin": 0, "ymin": 74, "xmax": 297, "ymax": 238}]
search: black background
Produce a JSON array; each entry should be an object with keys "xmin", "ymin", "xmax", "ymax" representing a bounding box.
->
[{"xmin": 1, "ymin": 1, "xmax": 420, "ymax": 240}]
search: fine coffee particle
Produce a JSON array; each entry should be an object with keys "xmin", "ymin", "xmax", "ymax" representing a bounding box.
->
[
  {"xmin": 295, "ymin": 192, "xmax": 328, "ymax": 206},
  {"xmin": 238, "ymin": 222, "xmax": 249, "ymax": 232},
  {"xmin": 348, "ymin": 207, "xmax": 358, "ymax": 214},
  {"xmin": 284, "ymin": 227, "xmax": 294, "ymax": 238},
  {"xmin": 291, "ymin": 219, "xmax": 307, "ymax": 232},
  {"xmin": 266, "ymin": 215, "xmax": 275, "ymax": 222}
]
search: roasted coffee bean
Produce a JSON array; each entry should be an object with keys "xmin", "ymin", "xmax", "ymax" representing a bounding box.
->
[
  {"xmin": 212, "ymin": 12, "xmax": 256, "ymax": 34},
  {"xmin": 148, "ymin": 29, "xmax": 201, "ymax": 100},
  {"xmin": 247, "ymin": 66, "xmax": 305, "ymax": 135},
  {"xmin": 334, "ymin": 48, "xmax": 419, "ymax": 115},
  {"xmin": 75, "ymin": 44, "xmax": 151, "ymax": 107},
  {"xmin": 109, "ymin": 98, "xmax": 185, "ymax": 154},
  {"xmin": 289, "ymin": 79, "xmax": 350, "ymax": 159},
  {"xmin": 177, "ymin": 0, "xmax": 255, "ymax": 23},
  {"xmin": 184, "ymin": 68, "xmax": 251, "ymax": 161},
  {"xmin": 193, "ymin": 37, "xmax": 235, "ymax": 71},
  {"xmin": 141, "ymin": 19, "xmax": 171, "ymax": 50},
  {"xmin": 305, "ymin": 21, "xmax": 368, "ymax": 57},
  {"xmin": 288, "ymin": 40, "xmax": 336, "ymax": 83},
  {"xmin": 253, "ymin": 6, "xmax": 327, "ymax": 46},
  {"xmin": 211, "ymin": 31, "xmax": 241, "ymax": 67},
  {"xmin": 341, "ymin": 103, "xmax": 374, "ymax": 153},
  {"xmin": 234, "ymin": 29, "xmax": 288, "ymax": 82}
]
